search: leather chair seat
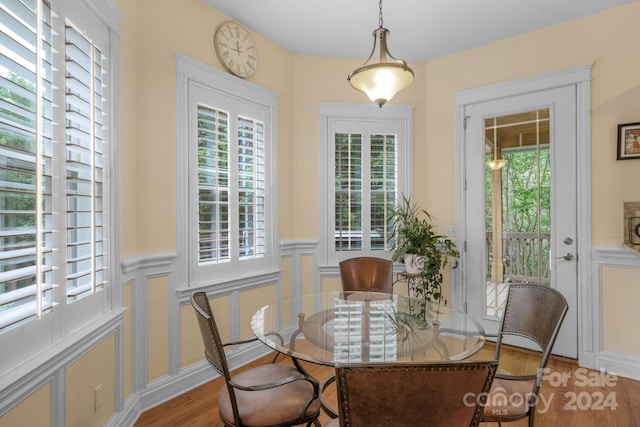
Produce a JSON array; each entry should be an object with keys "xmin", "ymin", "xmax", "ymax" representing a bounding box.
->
[
  {"xmin": 482, "ymin": 376, "xmax": 536, "ymax": 421},
  {"xmin": 218, "ymin": 363, "xmax": 321, "ymax": 426}
]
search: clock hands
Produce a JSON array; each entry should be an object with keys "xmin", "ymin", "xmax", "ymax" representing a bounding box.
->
[{"xmin": 229, "ymin": 39, "xmax": 242, "ymax": 55}]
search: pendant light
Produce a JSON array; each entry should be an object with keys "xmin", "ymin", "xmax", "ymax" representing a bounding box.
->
[
  {"xmin": 347, "ymin": 0, "xmax": 414, "ymax": 107},
  {"xmin": 487, "ymin": 117, "xmax": 508, "ymax": 170}
]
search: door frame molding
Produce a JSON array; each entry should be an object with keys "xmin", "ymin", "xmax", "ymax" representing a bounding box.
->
[{"xmin": 453, "ymin": 64, "xmax": 593, "ymax": 362}]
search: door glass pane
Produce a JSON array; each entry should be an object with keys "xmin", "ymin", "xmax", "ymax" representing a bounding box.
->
[{"xmin": 484, "ymin": 109, "xmax": 550, "ymax": 317}]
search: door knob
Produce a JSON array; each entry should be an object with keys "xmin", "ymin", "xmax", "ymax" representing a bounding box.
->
[{"xmin": 555, "ymin": 252, "xmax": 574, "ymax": 261}]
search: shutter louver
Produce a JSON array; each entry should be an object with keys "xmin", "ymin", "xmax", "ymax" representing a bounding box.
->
[
  {"xmin": 335, "ymin": 132, "xmax": 363, "ymax": 251},
  {"xmin": 0, "ymin": 0, "xmax": 54, "ymax": 331},
  {"xmin": 65, "ymin": 24, "xmax": 106, "ymax": 301},
  {"xmin": 237, "ymin": 116, "xmax": 265, "ymax": 258},
  {"xmin": 370, "ymin": 134, "xmax": 396, "ymax": 250},
  {"xmin": 197, "ymin": 105, "xmax": 229, "ymax": 263},
  {"xmin": 334, "ymin": 131, "xmax": 397, "ymax": 252}
]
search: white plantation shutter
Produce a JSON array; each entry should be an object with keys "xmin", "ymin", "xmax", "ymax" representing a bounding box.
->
[
  {"xmin": 0, "ymin": 0, "xmax": 117, "ymax": 340},
  {"xmin": 181, "ymin": 63, "xmax": 276, "ymax": 286},
  {"xmin": 334, "ymin": 131, "xmax": 397, "ymax": 252},
  {"xmin": 196, "ymin": 106, "xmax": 266, "ymax": 263},
  {"xmin": 237, "ymin": 116, "xmax": 265, "ymax": 258},
  {"xmin": 370, "ymin": 133, "xmax": 397, "ymax": 250},
  {"xmin": 197, "ymin": 105, "xmax": 230, "ymax": 262},
  {"xmin": 319, "ymin": 103, "xmax": 412, "ymax": 265},
  {"xmin": 335, "ymin": 132, "xmax": 363, "ymax": 250},
  {"xmin": 64, "ymin": 23, "xmax": 107, "ymax": 301},
  {"xmin": 0, "ymin": 0, "xmax": 55, "ymax": 330}
]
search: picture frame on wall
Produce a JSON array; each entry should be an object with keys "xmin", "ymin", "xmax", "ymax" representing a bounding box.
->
[{"xmin": 617, "ymin": 122, "xmax": 640, "ymax": 160}]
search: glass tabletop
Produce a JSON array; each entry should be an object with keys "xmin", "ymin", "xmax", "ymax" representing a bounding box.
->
[{"xmin": 251, "ymin": 291, "xmax": 486, "ymax": 366}]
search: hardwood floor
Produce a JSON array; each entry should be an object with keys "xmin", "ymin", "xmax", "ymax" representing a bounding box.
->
[{"xmin": 134, "ymin": 345, "xmax": 640, "ymax": 426}]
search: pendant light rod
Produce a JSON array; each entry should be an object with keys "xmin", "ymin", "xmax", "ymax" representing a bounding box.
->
[{"xmin": 347, "ymin": 0, "xmax": 414, "ymax": 107}]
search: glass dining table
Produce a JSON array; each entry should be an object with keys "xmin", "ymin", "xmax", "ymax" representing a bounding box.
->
[{"xmin": 251, "ymin": 291, "xmax": 486, "ymax": 366}]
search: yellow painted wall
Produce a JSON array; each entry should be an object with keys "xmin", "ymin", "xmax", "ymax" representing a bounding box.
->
[
  {"xmin": 116, "ymin": 0, "xmax": 139, "ymax": 258},
  {"xmin": 181, "ymin": 303, "xmax": 203, "ymax": 368},
  {"xmin": 66, "ymin": 336, "xmax": 116, "ymax": 427},
  {"xmin": 301, "ymin": 255, "xmax": 316, "ymax": 314},
  {"xmin": 0, "ymin": 382, "xmax": 51, "ymax": 427},
  {"xmin": 602, "ymin": 266, "xmax": 640, "ymax": 355},
  {"xmin": 180, "ymin": 287, "xmax": 277, "ymax": 368},
  {"xmin": 148, "ymin": 276, "xmax": 169, "ymax": 380},
  {"xmin": 240, "ymin": 285, "xmax": 277, "ymax": 339},
  {"xmin": 301, "ymin": 255, "xmax": 316, "ymax": 295},
  {"xmin": 280, "ymin": 256, "xmax": 293, "ymax": 325},
  {"xmin": 281, "ymin": 256, "xmax": 293, "ymax": 299},
  {"xmin": 322, "ymin": 277, "xmax": 342, "ymax": 293},
  {"xmin": 211, "ymin": 295, "xmax": 232, "ymax": 343},
  {"xmin": 181, "ymin": 294, "xmax": 234, "ymax": 367}
]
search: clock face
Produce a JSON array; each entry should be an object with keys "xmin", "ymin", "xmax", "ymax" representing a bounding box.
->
[{"xmin": 214, "ymin": 21, "xmax": 258, "ymax": 79}]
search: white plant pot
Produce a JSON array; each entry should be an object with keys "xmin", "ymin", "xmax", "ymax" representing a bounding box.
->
[{"xmin": 404, "ymin": 254, "xmax": 427, "ymax": 275}]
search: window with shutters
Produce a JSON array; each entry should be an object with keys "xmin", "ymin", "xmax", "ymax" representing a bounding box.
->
[
  {"xmin": 0, "ymin": 0, "xmax": 119, "ymax": 345},
  {"xmin": 196, "ymin": 107, "xmax": 265, "ymax": 262},
  {"xmin": 319, "ymin": 103, "xmax": 413, "ymax": 266},
  {"xmin": 177, "ymin": 56, "xmax": 277, "ymax": 286}
]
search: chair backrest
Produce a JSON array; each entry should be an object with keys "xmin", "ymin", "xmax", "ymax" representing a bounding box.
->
[
  {"xmin": 334, "ymin": 360, "xmax": 498, "ymax": 427},
  {"xmin": 496, "ymin": 284, "xmax": 568, "ymax": 362},
  {"xmin": 191, "ymin": 291, "xmax": 240, "ymax": 419},
  {"xmin": 339, "ymin": 257, "xmax": 394, "ymax": 293}
]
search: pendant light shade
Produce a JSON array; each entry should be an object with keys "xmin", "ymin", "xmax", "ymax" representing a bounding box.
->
[
  {"xmin": 487, "ymin": 158, "xmax": 508, "ymax": 170},
  {"xmin": 348, "ymin": 1, "xmax": 414, "ymax": 107}
]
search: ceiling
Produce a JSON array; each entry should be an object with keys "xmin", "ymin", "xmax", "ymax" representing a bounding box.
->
[{"xmin": 203, "ymin": 0, "xmax": 636, "ymax": 62}]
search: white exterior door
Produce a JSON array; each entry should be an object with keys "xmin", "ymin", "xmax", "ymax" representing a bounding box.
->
[{"xmin": 461, "ymin": 85, "xmax": 578, "ymax": 358}]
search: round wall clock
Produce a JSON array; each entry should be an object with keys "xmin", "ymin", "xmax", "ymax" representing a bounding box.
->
[{"xmin": 214, "ymin": 20, "xmax": 259, "ymax": 79}]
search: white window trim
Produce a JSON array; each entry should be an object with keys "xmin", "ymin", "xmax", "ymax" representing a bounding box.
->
[
  {"xmin": 175, "ymin": 54, "xmax": 279, "ymax": 288},
  {"xmin": 318, "ymin": 102, "xmax": 413, "ymax": 267},
  {"xmin": 0, "ymin": 0, "xmax": 121, "ymax": 385}
]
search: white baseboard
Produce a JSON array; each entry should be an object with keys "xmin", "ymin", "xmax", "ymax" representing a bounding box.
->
[{"xmin": 594, "ymin": 351, "xmax": 640, "ymax": 381}]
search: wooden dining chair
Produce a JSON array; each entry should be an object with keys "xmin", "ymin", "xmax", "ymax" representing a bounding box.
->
[
  {"xmin": 339, "ymin": 256, "xmax": 394, "ymax": 293},
  {"xmin": 190, "ymin": 291, "xmax": 322, "ymax": 427},
  {"xmin": 323, "ymin": 360, "xmax": 498, "ymax": 427},
  {"xmin": 481, "ymin": 284, "xmax": 568, "ymax": 426}
]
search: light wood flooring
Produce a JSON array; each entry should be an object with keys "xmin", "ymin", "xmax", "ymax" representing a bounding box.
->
[{"xmin": 135, "ymin": 344, "xmax": 640, "ymax": 427}]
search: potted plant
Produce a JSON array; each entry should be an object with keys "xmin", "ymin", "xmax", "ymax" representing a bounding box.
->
[{"xmin": 388, "ymin": 194, "xmax": 460, "ymax": 308}]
